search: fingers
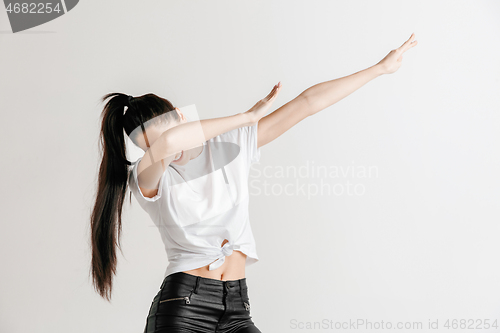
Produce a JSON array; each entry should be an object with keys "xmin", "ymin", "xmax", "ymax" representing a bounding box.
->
[
  {"xmin": 407, "ymin": 39, "xmax": 418, "ymax": 50},
  {"xmin": 398, "ymin": 32, "xmax": 417, "ymax": 53},
  {"xmin": 399, "ymin": 32, "xmax": 415, "ymax": 48},
  {"xmin": 265, "ymin": 82, "xmax": 282, "ymax": 101},
  {"xmin": 265, "ymin": 85, "xmax": 277, "ymax": 100},
  {"xmin": 270, "ymin": 82, "xmax": 282, "ymax": 100}
]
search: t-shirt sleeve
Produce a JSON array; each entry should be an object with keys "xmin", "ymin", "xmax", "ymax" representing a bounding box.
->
[
  {"xmin": 219, "ymin": 123, "xmax": 261, "ymax": 167},
  {"xmin": 246, "ymin": 122, "xmax": 261, "ymax": 165},
  {"xmin": 129, "ymin": 156, "xmax": 168, "ymax": 204}
]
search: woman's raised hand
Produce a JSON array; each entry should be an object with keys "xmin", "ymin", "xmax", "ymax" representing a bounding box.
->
[
  {"xmin": 376, "ymin": 33, "xmax": 418, "ymax": 75},
  {"xmin": 244, "ymin": 82, "xmax": 282, "ymax": 126}
]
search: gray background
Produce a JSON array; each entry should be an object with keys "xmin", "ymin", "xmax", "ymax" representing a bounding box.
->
[{"xmin": 1, "ymin": 0, "xmax": 499, "ymax": 332}]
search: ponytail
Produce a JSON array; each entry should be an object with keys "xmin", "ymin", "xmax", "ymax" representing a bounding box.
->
[
  {"xmin": 90, "ymin": 92, "xmax": 178, "ymax": 301},
  {"xmin": 90, "ymin": 93, "xmax": 131, "ymax": 301}
]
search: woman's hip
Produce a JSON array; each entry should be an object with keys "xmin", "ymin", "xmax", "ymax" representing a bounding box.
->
[{"xmin": 144, "ymin": 272, "xmax": 258, "ymax": 333}]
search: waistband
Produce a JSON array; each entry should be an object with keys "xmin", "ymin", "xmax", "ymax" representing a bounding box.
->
[{"xmin": 161, "ymin": 271, "xmax": 247, "ymax": 292}]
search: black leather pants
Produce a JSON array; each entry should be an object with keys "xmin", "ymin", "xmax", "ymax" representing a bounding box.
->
[{"xmin": 144, "ymin": 272, "xmax": 262, "ymax": 333}]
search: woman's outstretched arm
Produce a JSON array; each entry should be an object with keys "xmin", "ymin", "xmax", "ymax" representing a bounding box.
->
[{"xmin": 257, "ymin": 33, "xmax": 418, "ymax": 148}]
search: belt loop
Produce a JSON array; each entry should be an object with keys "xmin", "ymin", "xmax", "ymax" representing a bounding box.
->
[
  {"xmin": 160, "ymin": 276, "xmax": 168, "ymax": 289},
  {"xmin": 238, "ymin": 279, "xmax": 243, "ymax": 298},
  {"xmin": 194, "ymin": 276, "xmax": 200, "ymax": 294}
]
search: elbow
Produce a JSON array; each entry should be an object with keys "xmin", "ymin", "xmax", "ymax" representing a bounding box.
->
[
  {"xmin": 299, "ymin": 93, "xmax": 318, "ymax": 117},
  {"xmin": 161, "ymin": 132, "xmax": 178, "ymax": 158}
]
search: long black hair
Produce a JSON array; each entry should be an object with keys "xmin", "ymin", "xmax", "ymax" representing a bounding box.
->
[{"xmin": 90, "ymin": 93, "xmax": 179, "ymax": 301}]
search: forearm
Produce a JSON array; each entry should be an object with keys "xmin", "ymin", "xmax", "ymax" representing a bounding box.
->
[
  {"xmin": 300, "ymin": 64, "xmax": 384, "ymax": 115},
  {"xmin": 161, "ymin": 112, "xmax": 252, "ymax": 156}
]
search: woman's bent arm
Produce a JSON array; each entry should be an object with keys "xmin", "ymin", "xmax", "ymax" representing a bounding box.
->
[
  {"xmin": 135, "ymin": 112, "xmax": 253, "ymax": 193},
  {"xmin": 137, "ymin": 83, "xmax": 282, "ymax": 192},
  {"xmin": 139, "ymin": 112, "xmax": 252, "ymax": 174}
]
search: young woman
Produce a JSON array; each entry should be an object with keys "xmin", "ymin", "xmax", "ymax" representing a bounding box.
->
[{"xmin": 90, "ymin": 33, "xmax": 417, "ymax": 333}]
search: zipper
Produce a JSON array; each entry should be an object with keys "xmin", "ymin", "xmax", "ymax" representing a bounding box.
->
[
  {"xmin": 160, "ymin": 296, "xmax": 190, "ymax": 304},
  {"xmin": 243, "ymin": 301, "xmax": 250, "ymax": 311}
]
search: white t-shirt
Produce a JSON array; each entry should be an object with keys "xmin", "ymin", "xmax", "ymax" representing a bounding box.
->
[{"xmin": 128, "ymin": 123, "xmax": 261, "ymax": 278}]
